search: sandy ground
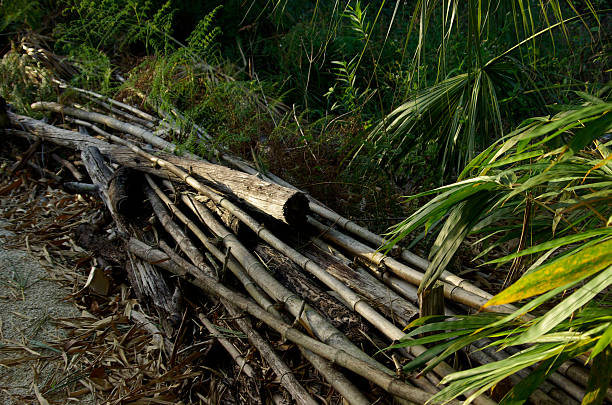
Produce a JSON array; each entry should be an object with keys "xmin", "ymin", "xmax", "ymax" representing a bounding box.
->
[{"xmin": 0, "ymin": 223, "xmax": 94, "ymax": 404}]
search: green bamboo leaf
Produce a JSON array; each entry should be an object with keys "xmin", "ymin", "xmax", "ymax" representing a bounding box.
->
[
  {"xmin": 588, "ymin": 322, "xmax": 612, "ymax": 361},
  {"xmin": 500, "ymin": 342, "xmax": 590, "ymax": 405},
  {"xmin": 510, "ymin": 265, "xmax": 612, "ymax": 346},
  {"xmin": 565, "ymin": 112, "xmax": 612, "ymax": 158},
  {"xmin": 401, "ymin": 340, "xmax": 456, "ymax": 372},
  {"xmin": 484, "ymin": 239, "xmax": 612, "ymax": 307}
]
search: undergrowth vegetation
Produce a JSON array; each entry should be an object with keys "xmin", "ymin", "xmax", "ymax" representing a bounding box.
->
[{"xmin": 1, "ymin": 0, "xmax": 611, "ymax": 403}]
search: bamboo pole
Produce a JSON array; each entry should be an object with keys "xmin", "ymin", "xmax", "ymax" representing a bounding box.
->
[
  {"xmin": 308, "ymin": 216, "xmax": 516, "ymax": 314},
  {"xmin": 160, "ymin": 242, "xmax": 370, "ymax": 405},
  {"xmin": 308, "ymin": 202, "xmax": 498, "ymax": 302},
  {"xmin": 198, "ymin": 313, "xmax": 256, "ymax": 379},
  {"xmin": 31, "ymin": 101, "xmax": 181, "ymax": 155},
  {"xmin": 81, "ymin": 146, "xmax": 177, "ymax": 316},
  {"xmin": 223, "ymin": 303, "xmax": 318, "ymax": 405},
  {"xmin": 178, "ymin": 194, "xmax": 386, "ymax": 371},
  {"xmin": 126, "ymin": 238, "xmax": 461, "ymax": 404}
]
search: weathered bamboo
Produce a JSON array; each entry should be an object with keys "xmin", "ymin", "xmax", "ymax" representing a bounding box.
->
[
  {"xmin": 254, "ymin": 243, "xmax": 368, "ymax": 342},
  {"xmin": 14, "ymin": 110, "xmax": 308, "ymax": 225},
  {"xmin": 160, "ymin": 241, "xmax": 369, "ymax": 405},
  {"xmin": 31, "ymin": 101, "xmax": 178, "ymax": 153},
  {"xmin": 301, "ymin": 242, "xmax": 418, "ymax": 326},
  {"xmin": 308, "ymin": 216, "xmax": 516, "ymax": 314},
  {"xmin": 198, "ymin": 313, "xmax": 255, "ymax": 379},
  {"xmin": 127, "ymin": 238, "xmax": 460, "ymax": 404},
  {"xmin": 308, "ymin": 202, "xmax": 496, "ymax": 303},
  {"xmin": 223, "ymin": 303, "xmax": 318, "ymax": 405},
  {"xmin": 144, "ymin": 177, "xmax": 215, "ymax": 278},
  {"xmin": 70, "ymin": 128, "xmax": 492, "ymax": 403},
  {"xmin": 53, "ymin": 80, "xmax": 158, "ymax": 122},
  {"xmin": 160, "ymin": 240, "xmax": 369, "ymax": 405},
  {"xmin": 178, "ymin": 194, "xmax": 386, "ymax": 372}
]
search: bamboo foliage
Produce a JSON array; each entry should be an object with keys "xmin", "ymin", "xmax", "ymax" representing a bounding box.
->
[{"xmin": 387, "ymin": 102, "xmax": 612, "ymax": 404}]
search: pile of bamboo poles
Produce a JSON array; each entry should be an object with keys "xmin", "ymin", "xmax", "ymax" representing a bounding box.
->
[{"xmin": 2, "ymin": 87, "xmax": 606, "ymax": 405}]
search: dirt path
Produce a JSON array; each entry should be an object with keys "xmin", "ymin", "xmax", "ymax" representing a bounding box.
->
[{"xmin": 0, "ymin": 223, "xmax": 95, "ymax": 404}]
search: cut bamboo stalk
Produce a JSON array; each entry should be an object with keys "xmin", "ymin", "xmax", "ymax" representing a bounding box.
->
[
  {"xmin": 144, "ymin": 182, "xmax": 214, "ymax": 279},
  {"xmin": 53, "ymin": 80, "xmax": 158, "ymax": 122},
  {"xmin": 308, "ymin": 216, "xmax": 516, "ymax": 315},
  {"xmin": 179, "ymin": 194, "xmax": 386, "ymax": 372},
  {"xmin": 93, "ymin": 131, "xmax": 493, "ymax": 404},
  {"xmin": 127, "ymin": 238, "xmax": 460, "ymax": 404},
  {"xmin": 162, "ymin": 240, "xmax": 370, "ymax": 405},
  {"xmin": 31, "ymin": 101, "xmax": 179, "ymax": 154},
  {"xmin": 223, "ymin": 303, "xmax": 318, "ymax": 405},
  {"xmin": 301, "ymin": 242, "xmax": 418, "ymax": 326},
  {"xmin": 162, "ymin": 241, "xmax": 369, "ymax": 405},
  {"xmin": 308, "ymin": 202, "xmax": 495, "ymax": 302},
  {"xmin": 254, "ymin": 243, "xmax": 368, "ymax": 342},
  {"xmin": 198, "ymin": 313, "xmax": 255, "ymax": 379}
]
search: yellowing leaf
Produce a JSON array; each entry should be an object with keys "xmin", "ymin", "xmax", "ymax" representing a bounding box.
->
[{"xmin": 484, "ymin": 238, "xmax": 612, "ymax": 308}]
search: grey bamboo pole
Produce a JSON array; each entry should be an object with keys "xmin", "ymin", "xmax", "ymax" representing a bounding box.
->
[
  {"xmin": 143, "ymin": 177, "xmax": 388, "ymax": 375},
  {"xmin": 181, "ymin": 196, "xmax": 495, "ymax": 405},
  {"xmin": 178, "ymin": 194, "xmax": 386, "ymax": 370},
  {"xmin": 223, "ymin": 303, "xmax": 318, "ymax": 405},
  {"xmin": 198, "ymin": 313, "xmax": 256, "ymax": 379},
  {"xmin": 52, "ymin": 80, "xmax": 158, "ymax": 122},
  {"xmin": 160, "ymin": 244, "xmax": 370, "ymax": 405},
  {"xmin": 159, "ymin": 243, "xmax": 370, "ymax": 405},
  {"xmin": 127, "ymin": 238, "xmax": 458, "ymax": 404},
  {"xmin": 308, "ymin": 216, "xmax": 517, "ymax": 315}
]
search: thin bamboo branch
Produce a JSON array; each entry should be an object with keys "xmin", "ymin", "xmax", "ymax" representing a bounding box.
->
[
  {"xmin": 51, "ymin": 153, "xmax": 84, "ymax": 181},
  {"xmin": 127, "ymin": 238, "xmax": 459, "ymax": 404},
  {"xmin": 198, "ymin": 313, "xmax": 255, "ymax": 379},
  {"xmin": 144, "ymin": 176, "xmax": 214, "ymax": 278},
  {"xmin": 223, "ymin": 303, "xmax": 318, "ymax": 405},
  {"xmin": 53, "ymin": 80, "xmax": 158, "ymax": 122}
]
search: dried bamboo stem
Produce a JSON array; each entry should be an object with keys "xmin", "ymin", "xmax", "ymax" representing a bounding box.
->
[
  {"xmin": 178, "ymin": 194, "xmax": 385, "ymax": 372},
  {"xmin": 127, "ymin": 238, "xmax": 459, "ymax": 404},
  {"xmin": 198, "ymin": 313, "xmax": 255, "ymax": 379},
  {"xmin": 53, "ymin": 80, "xmax": 157, "ymax": 122},
  {"xmin": 182, "ymin": 196, "xmax": 494, "ymax": 405},
  {"xmin": 308, "ymin": 216, "xmax": 516, "ymax": 314},
  {"xmin": 308, "ymin": 202, "xmax": 497, "ymax": 303},
  {"xmin": 223, "ymin": 303, "xmax": 318, "ymax": 405},
  {"xmin": 31, "ymin": 101, "xmax": 181, "ymax": 155},
  {"xmin": 143, "ymin": 176, "xmax": 214, "ymax": 278},
  {"xmin": 161, "ymin": 242, "xmax": 369, "ymax": 405},
  {"xmin": 51, "ymin": 153, "xmax": 84, "ymax": 181}
]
